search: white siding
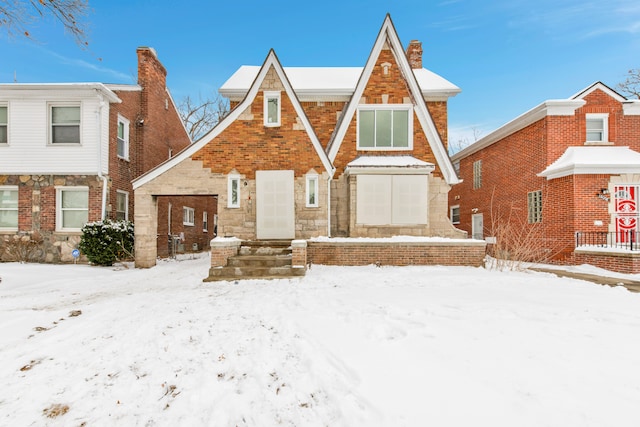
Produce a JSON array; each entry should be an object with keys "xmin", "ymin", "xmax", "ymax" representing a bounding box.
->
[{"xmin": 0, "ymin": 88, "xmax": 110, "ymax": 174}]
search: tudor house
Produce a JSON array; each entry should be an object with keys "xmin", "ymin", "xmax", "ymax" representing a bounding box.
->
[
  {"xmin": 0, "ymin": 47, "xmax": 215, "ymax": 262},
  {"xmin": 450, "ymin": 82, "xmax": 640, "ymax": 273},
  {"xmin": 133, "ymin": 15, "xmax": 470, "ymax": 269}
]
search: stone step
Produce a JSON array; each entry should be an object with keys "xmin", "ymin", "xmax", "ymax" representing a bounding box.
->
[
  {"xmin": 204, "ymin": 265, "xmax": 305, "ymax": 281},
  {"xmin": 227, "ymin": 254, "xmax": 292, "ymax": 268},
  {"xmin": 239, "ymin": 245, "xmax": 292, "ymax": 256}
]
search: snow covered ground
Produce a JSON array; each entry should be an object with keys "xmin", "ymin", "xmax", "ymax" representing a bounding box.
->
[{"xmin": 1, "ymin": 254, "xmax": 640, "ymax": 426}]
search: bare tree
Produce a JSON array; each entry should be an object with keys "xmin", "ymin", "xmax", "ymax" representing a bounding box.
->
[
  {"xmin": 617, "ymin": 69, "xmax": 640, "ymax": 100},
  {"xmin": 0, "ymin": 0, "xmax": 89, "ymax": 47},
  {"xmin": 179, "ymin": 93, "xmax": 229, "ymax": 141},
  {"xmin": 448, "ymin": 126, "xmax": 483, "ymax": 155}
]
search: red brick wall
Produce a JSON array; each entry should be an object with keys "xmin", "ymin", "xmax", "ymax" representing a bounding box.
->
[
  {"xmin": 156, "ymin": 195, "xmax": 218, "ymax": 257},
  {"xmin": 307, "ymin": 241, "xmax": 486, "ymax": 267},
  {"xmin": 192, "ymin": 72, "xmax": 329, "ymax": 179},
  {"xmin": 450, "ymin": 87, "xmax": 640, "ymax": 266},
  {"xmin": 332, "ymin": 48, "xmax": 444, "ymax": 177},
  {"xmin": 574, "ymin": 251, "xmax": 640, "ymax": 274},
  {"xmin": 300, "ymin": 101, "xmax": 346, "ymax": 149}
]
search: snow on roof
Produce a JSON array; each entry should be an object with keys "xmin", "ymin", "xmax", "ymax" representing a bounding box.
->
[
  {"xmin": 538, "ymin": 146, "xmax": 640, "ymax": 179},
  {"xmin": 347, "ymin": 155, "xmax": 434, "ymax": 168},
  {"xmin": 219, "ymin": 65, "xmax": 460, "ymax": 99}
]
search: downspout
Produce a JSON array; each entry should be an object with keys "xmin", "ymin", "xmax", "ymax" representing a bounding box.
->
[
  {"xmin": 327, "ymin": 176, "xmax": 332, "ymax": 237},
  {"xmin": 95, "ymin": 91, "xmax": 108, "ymax": 220}
]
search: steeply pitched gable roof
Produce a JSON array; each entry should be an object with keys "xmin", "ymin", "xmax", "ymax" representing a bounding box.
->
[
  {"xmin": 325, "ymin": 14, "xmax": 460, "ymax": 185},
  {"xmin": 134, "ymin": 49, "xmax": 335, "ymax": 189}
]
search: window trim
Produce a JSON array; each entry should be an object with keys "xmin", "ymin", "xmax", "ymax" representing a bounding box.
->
[
  {"xmin": 527, "ymin": 190, "xmax": 543, "ymax": 224},
  {"xmin": 356, "ymin": 104, "xmax": 413, "ymax": 151},
  {"xmin": 450, "ymin": 205, "xmax": 460, "ymax": 225},
  {"xmin": 116, "ymin": 190, "xmax": 129, "ymax": 221},
  {"xmin": 183, "ymin": 206, "xmax": 195, "ymax": 226},
  {"xmin": 264, "ymin": 91, "xmax": 281, "ymax": 127},
  {"xmin": 0, "ymin": 104, "xmax": 8, "ymax": 145},
  {"xmin": 117, "ymin": 115, "xmax": 130, "ymax": 160},
  {"xmin": 306, "ymin": 174, "xmax": 319, "ymax": 208},
  {"xmin": 55, "ymin": 186, "xmax": 89, "ymax": 232},
  {"xmin": 228, "ymin": 175, "xmax": 241, "ymax": 208},
  {"xmin": 585, "ymin": 113, "xmax": 609, "ymax": 144},
  {"xmin": 49, "ymin": 103, "xmax": 82, "ymax": 145},
  {"xmin": 0, "ymin": 185, "xmax": 19, "ymax": 231},
  {"xmin": 203, "ymin": 211, "xmax": 208, "ymax": 232}
]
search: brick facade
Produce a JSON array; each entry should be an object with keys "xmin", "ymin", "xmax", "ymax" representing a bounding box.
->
[
  {"xmin": 450, "ymin": 84, "xmax": 640, "ymax": 272},
  {"xmin": 0, "ymin": 47, "xmax": 194, "ymax": 263}
]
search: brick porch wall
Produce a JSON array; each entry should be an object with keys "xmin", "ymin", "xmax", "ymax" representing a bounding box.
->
[
  {"xmin": 574, "ymin": 249, "xmax": 640, "ymax": 274},
  {"xmin": 307, "ymin": 240, "xmax": 486, "ymax": 267}
]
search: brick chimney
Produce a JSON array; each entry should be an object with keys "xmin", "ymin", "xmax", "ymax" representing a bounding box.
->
[
  {"xmin": 137, "ymin": 47, "xmax": 167, "ymax": 89},
  {"xmin": 406, "ymin": 40, "xmax": 423, "ymax": 69}
]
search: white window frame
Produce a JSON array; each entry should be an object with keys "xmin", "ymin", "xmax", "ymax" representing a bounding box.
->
[
  {"xmin": 450, "ymin": 205, "xmax": 460, "ymax": 225},
  {"xmin": 0, "ymin": 104, "xmax": 8, "ymax": 145},
  {"xmin": 183, "ymin": 206, "xmax": 195, "ymax": 226},
  {"xmin": 49, "ymin": 104, "xmax": 81, "ymax": 145},
  {"xmin": 56, "ymin": 186, "xmax": 88, "ymax": 232},
  {"xmin": 357, "ymin": 104, "xmax": 413, "ymax": 150},
  {"xmin": 116, "ymin": 190, "xmax": 129, "ymax": 221},
  {"xmin": 228, "ymin": 175, "xmax": 241, "ymax": 208},
  {"xmin": 264, "ymin": 91, "xmax": 281, "ymax": 127},
  {"xmin": 306, "ymin": 174, "xmax": 319, "ymax": 208},
  {"xmin": 473, "ymin": 160, "xmax": 482, "ymax": 189},
  {"xmin": 0, "ymin": 185, "xmax": 19, "ymax": 230},
  {"xmin": 527, "ymin": 190, "xmax": 542, "ymax": 224},
  {"xmin": 585, "ymin": 113, "xmax": 609, "ymax": 144},
  {"xmin": 117, "ymin": 115, "xmax": 130, "ymax": 160},
  {"xmin": 203, "ymin": 211, "xmax": 208, "ymax": 232}
]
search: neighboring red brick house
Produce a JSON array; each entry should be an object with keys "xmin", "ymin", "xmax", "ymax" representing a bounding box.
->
[
  {"xmin": 133, "ymin": 15, "xmax": 468, "ymax": 268},
  {"xmin": 450, "ymin": 82, "xmax": 640, "ymax": 273},
  {"xmin": 0, "ymin": 47, "xmax": 208, "ymax": 262}
]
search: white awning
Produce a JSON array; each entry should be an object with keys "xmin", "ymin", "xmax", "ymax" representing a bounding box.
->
[{"xmin": 538, "ymin": 146, "xmax": 640, "ymax": 179}]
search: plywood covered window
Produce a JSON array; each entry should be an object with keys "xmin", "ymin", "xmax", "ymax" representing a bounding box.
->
[{"xmin": 356, "ymin": 175, "xmax": 427, "ymax": 225}]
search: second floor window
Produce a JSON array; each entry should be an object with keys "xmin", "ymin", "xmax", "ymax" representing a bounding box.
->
[
  {"xmin": 51, "ymin": 105, "xmax": 81, "ymax": 144},
  {"xmin": 358, "ymin": 106, "xmax": 411, "ymax": 149},
  {"xmin": 585, "ymin": 114, "xmax": 608, "ymax": 143},
  {"xmin": 264, "ymin": 91, "xmax": 281, "ymax": 127},
  {"xmin": 0, "ymin": 106, "xmax": 7, "ymax": 144},
  {"xmin": 117, "ymin": 116, "xmax": 130, "ymax": 159}
]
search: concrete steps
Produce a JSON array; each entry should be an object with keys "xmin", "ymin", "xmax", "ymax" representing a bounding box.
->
[{"xmin": 205, "ymin": 240, "xmax": 305, "ymax": 281}]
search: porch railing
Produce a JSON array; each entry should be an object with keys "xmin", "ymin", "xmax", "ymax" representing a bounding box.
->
[{"xmin": 575, "ymin": 231, "xmax": 640, "ymax": 251}]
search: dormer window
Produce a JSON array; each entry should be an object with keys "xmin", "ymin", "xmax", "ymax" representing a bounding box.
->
[
  {"xmin": 264, "ymin": 91, "xmax": 281, "ymax": 127},
  {"xmin": 585, "ymin": 113, "xmax": 608, "ymax": 144},
  {"xmin": 357, "ymin": 105, "xmax": 412, "ymax": 150}
]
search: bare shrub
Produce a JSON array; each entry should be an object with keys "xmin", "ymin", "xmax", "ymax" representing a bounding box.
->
[
  {"xmin": 2, "ymin": 231, "xmax": 44, "ymax": 263},
  {"xmin": 486, "ymin": 190, "xmax": 559, "ymax": 271}
]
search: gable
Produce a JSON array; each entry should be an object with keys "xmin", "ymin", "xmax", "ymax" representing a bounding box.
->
[
  {"xmin": 327, "ymin": 15, "xmax": 460, "ymax": 185},
  {"xmin": 133, "ymin": 51, "xmax": 334, "ymax": 189}
]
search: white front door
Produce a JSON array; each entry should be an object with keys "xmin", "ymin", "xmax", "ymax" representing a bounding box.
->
[
  {"xmin": 256, "ymin": 170, "xmax": 295, "ymax": 239},
  {"xmin": 472, "ymin": 213, "xmax": 484, "ymax": 240}
]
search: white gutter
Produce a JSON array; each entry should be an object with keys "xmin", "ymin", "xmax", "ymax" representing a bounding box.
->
[{"xmin": 95, "ymin": 90, "xmax": 108, "ymax": 220}]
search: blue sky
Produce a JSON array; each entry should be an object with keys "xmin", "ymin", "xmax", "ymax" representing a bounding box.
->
[{"xmin": 2, "ymin": 0, "xmax": 640, "ymax": 146}]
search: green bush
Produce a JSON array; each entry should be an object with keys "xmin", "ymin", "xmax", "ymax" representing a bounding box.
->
[{"xmin": 78, "ymin": 219, "xmax": 134, "ymax": 266}]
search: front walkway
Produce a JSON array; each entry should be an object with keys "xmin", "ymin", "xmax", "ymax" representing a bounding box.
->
[{"xmin": 530, "ymin": 267, "xmax": 640, "ymax": 293}]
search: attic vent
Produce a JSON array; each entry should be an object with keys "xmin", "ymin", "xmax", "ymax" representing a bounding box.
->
[{"xmin": 381, "ymin": 62, "xmax": 392, "ymax": 76}]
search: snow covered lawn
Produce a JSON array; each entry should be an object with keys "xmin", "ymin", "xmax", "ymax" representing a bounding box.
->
[{"xmin": 1, "ymin": 254, "xmax": 640, "ymax": 426}]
